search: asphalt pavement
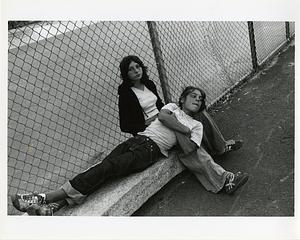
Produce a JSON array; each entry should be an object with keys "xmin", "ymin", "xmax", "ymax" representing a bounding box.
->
[{"xmin": 133, "ymin": 42, "xmax": 295, "ymax": 216}]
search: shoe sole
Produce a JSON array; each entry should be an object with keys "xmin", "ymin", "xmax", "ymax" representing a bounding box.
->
[{"xmin": 227, "ymin": 174, "xmax": 249, "ymax": 194}]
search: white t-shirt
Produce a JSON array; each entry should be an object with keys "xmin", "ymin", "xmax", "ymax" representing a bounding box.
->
[
  {"xmin": 139, "ymin": 103, "xmax": 203, "ymax": 157},
  {"xmin": 131, "ymin": 86, "xmax": 159, "ymax": 120}
]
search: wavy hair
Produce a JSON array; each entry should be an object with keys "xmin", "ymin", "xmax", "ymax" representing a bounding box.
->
[
  {"xmin": 119, "ymin": 55, "xmax": 149, "ymax": 87},
  {"xmin": 178, "ymin": 86, "xmax": 207, "ymax": 112}
]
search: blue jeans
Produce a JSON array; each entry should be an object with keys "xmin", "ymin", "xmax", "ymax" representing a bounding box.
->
[{"xmin": 62, "ymin": 135, "xmax": 162, "ymax": 204}]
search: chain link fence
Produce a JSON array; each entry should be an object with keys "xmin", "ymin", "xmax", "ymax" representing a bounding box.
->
[
  {"xmin": 156, "ymin": 21, "xmax": 253, "ymax": 104},
  {"xmin": 7, "ymin": 21, "xmax": 294, "ymax": 215},
  {"xmin": 253, "ymin": 21, "xmax": 288, "ymax": 65}
]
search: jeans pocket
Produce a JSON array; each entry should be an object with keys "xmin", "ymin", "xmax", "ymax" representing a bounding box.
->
[
  {"xmin": 129, "ymin": 137, "xmax": 146, "ymax": 151},
  {"xmin": 145, "ymin": 141, "xmax": 159, "ymax": 164},
  {"xmin": 129, "ymin": 143, "xmax": 139, "ymax": 151}
]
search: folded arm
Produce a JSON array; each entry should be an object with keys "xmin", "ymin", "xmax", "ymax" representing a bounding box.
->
[
  {"xmin": 158, "ymin": 109, "xmax": 191, "ymax": 135},
  {"xmin": 158, "ymin": 109, "xmax": 199, "ymax": 154}
]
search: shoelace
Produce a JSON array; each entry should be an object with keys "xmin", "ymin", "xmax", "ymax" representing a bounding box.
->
[
  {"xmin": 225, "ymin": 145, "xmax": 232, "ymax": 152},
  {"xmin": 225, "ymin": 173, "xmax": 235, "ymax": 190},
  {"xmin": 49, "ymin": 202, "xmax": 61, "ymax": 212},
  {"xmin": 225, "ymin": 141, "xmax": 235, "ymax": 152},
  {"xmin": 41, "ymin": 202, "xmax": 62, "ymax": 216}
]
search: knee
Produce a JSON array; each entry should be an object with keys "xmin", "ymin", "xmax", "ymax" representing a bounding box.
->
[{"xmin": 196, "ymin": 149, "xmax": 215, "ymax": 164}]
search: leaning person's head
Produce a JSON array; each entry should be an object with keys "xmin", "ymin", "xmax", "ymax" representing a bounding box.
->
[
  {"xmin": 179, "ymin": 86, "xmax": 207, "ymax": 115},
  {"xmin": 119, "ymin": 55, "xmax": 149, "ymax": 87}
]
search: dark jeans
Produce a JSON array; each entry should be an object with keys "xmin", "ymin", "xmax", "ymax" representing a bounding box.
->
[
  {"xmin": 69, "ymin": 135, "xmax": 162, "ymax": 195},
  {"xmin": 194, "ymin": 110, "xmax": 226, "ymax": 156}
]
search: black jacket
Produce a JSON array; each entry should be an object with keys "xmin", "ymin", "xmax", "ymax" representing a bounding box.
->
[{"xmin": 118, "ymin": 80, "xmax": 164, "ymax": 136}]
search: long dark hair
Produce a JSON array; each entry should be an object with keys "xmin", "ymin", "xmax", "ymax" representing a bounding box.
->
[
  {"xmin": 119, "ymin": 55, "xmax": 149, "ymax": 87},
  {"xmin": 179, "ymin": 86, "xmax": 207, "ymax": 112}
]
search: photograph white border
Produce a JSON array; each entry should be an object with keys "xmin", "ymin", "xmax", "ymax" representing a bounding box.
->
[{"xmin": 1, "ymin": 0, "xmax": 299, "ymax": 239}]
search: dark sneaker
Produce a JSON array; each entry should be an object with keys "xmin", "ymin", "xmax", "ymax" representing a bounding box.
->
[
  {"xmin": 225, "ymin": 140, "xmax": 243, "ymax": 153},
  {"xmin": 224, "ymin": 172, "xmax": 249, "ymax": 194},
  {"xmin": 11, "ymin": 193, "xmax": 46, "ymax": 212}
]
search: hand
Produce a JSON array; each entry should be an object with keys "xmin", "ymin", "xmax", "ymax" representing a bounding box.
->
[{"xmin": 145, "ymin": 115, "xmax": 157, "ymax": 126}]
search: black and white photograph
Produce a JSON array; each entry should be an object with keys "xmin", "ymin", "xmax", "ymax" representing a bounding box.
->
[{"xmin": 1, "ymin": 0, "xmax": 299, "ymax": 239}]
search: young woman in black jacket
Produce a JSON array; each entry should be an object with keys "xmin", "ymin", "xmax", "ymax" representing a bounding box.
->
[
  {"xmin": 117, "ymin": 55, "xmax": 242, "ymax": 155},
  {"xmin": 118, "ymin": 55, "xmax": 164, "ymax": 136}
]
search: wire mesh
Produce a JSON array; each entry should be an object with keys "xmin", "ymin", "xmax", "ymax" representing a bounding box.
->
[
  {"xmin": 155, "ymin": 21, "xmax": 253, "ymax": 105},
  {"xmin": 8, "ymin": 21, "xmax": 161, "ymax": 215},
  {"xmin": 253, "ymin": 21, "xmax": 287, "ymax": 65},
  {"xmin": 7, "ymin": 21, "xmax": 291, "ymax": 215}
]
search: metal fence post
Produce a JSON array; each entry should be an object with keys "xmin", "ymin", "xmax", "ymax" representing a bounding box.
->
[
  {"xmin": 285, "ymin": 22, "xmax": 290, "ymax": 40},
  {"xmin": 147, "ymin": 21, "xmax": 172, "ymax": 103},
  {"xmin": 247, "ymin": 21, "xmax": 259, "ymax": 72}
]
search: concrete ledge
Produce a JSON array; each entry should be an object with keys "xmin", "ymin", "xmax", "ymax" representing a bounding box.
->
[{"xmin": 55, "ymin": 151, "xmax": 184, "ymax": 216}]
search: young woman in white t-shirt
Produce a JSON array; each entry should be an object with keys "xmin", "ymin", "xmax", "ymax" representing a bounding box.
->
[
  {"xmin": 117, "ymin": 56, "xmax": 247, "ymax": 194},
  {"xmin": 11, "ymin": 86, "xmax": 249, "ymax": 216}
]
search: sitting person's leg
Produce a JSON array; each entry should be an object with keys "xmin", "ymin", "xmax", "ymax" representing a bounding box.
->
[
  {"xmin": 178, "ymin": 146, "xmax": 248, "ymax": 194},
  {"xmin": 195, "ymin": 110, "xmax": 243, "ymax": 156},
  {"xmin": 12, "ymin": 135, "xmax": 162, "ymax": 215}
]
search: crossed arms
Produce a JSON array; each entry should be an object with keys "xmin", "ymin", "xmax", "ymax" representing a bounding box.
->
[{"xmin": 158, "ymin": 109, "xmax": 199, "ymax": 154}]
